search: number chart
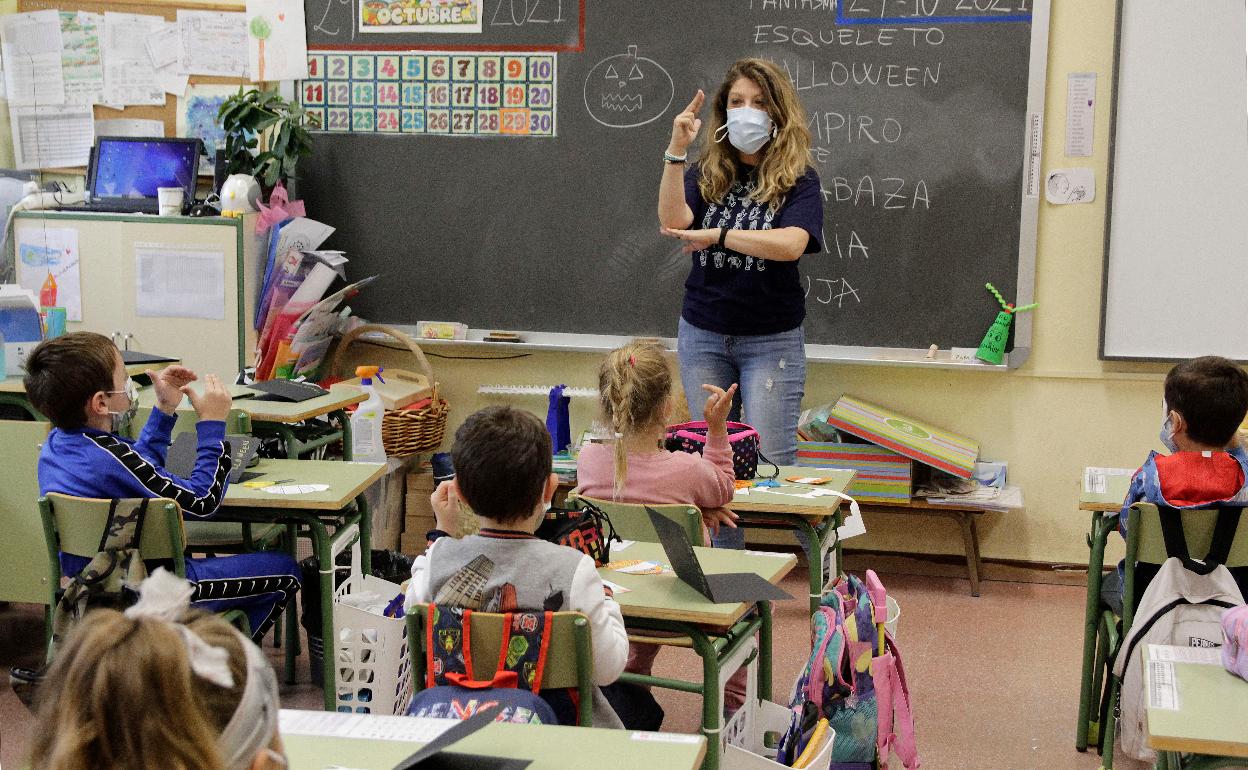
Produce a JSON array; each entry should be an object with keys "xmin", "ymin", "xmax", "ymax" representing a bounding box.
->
[{"xmin": 301, "ymin": 51, "xmax": 557, "ymax": 137}]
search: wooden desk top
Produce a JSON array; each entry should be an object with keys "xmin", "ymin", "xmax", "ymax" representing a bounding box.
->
[
  {"xmin": 1145, "ymin": 645, "xmax": 1248, "ymax": 758},
  {"xmin": 221, "ymin": 458, "xmax": 385, "ymax": 510},
  {"xmin": 281, "ymin": 712, "xmax": 707, "ymax": 770},
  {"xmin": 727, "ymin": 466, "xmax": 856, "ymax": 518},
  {"xmin": 600, "ymin": 541, "xmax": 795, "ymax": 629},
  {"xmin": 1080, "ymin": 469, "xmax": 1134, "ymax": 512}
]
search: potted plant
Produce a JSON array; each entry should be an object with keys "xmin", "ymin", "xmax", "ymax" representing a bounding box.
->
[{"xmin": 218, "ymin": 87, "xmax": 318, "ymax": 198}]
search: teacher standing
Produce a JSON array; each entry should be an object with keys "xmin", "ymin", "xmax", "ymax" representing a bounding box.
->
[{"xmin": 659, "ymin": 58, "xmax": 823, "ymax": 547}]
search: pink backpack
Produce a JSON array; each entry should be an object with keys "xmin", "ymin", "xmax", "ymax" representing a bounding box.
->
[{"xmin": 1224, "ymin": 605, "xmax": 1248, "ymax": 680}]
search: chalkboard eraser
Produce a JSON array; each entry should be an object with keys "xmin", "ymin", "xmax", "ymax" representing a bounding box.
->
[{"xmin": 484, "ymin": 331, "xmax": 523, "ymax": 343}]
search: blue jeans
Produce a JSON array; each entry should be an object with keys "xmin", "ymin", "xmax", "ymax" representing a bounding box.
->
[{"xmin": 677, "ymin": 317, "xmax": 807, "ymax": 549}]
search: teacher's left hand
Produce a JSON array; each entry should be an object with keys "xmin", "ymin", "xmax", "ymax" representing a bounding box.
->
[{"xmin": 661, "ymin": 227, "xmax": 718, "ymax": 254}]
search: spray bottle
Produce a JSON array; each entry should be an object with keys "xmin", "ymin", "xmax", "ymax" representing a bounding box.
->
[{"xmin": 350, "ymin": 365, "xmax": 387, "ymax": 463}]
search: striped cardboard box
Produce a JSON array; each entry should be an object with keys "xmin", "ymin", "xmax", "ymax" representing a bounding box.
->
[
  {"xmin": 826, "ymin": 395, "xmax": 979, "ymax": 479},
  {"xmin": 796, "ymin": 441, "xmax": 913, "ymax": 502}
]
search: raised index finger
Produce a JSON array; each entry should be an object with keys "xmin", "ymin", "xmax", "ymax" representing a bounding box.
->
[{"xmin": 684, "ymin": 89, "xmax": 705, "ymax": 115}]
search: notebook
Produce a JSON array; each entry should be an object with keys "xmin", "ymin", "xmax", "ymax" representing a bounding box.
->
[
  {"xmin": 77, "ymin": 137, "xmax": 202, "ymax": 214},
  {"xmin": 645, "ymin": 507, "xmax": 792, "ymax": 604},
  {"xmin": 248, "ymin": 379, "xmax": 330, "ymax": 402},
  {"xmin": 165, "ymin": 432, "xmax": 262, "ymax": 484}
]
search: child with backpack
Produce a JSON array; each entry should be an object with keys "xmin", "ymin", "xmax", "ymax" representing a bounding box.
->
[
  {"xmin": 26, "ymin": 332, "xmax": 299, "ymax": 642},
  {"xmin": 575, "ymin": 341, "xmax": 746, "ymax": 710},
  {"xmin": 405, "ymin": 406, "xmax": 630, "ymax": 727},
  {"xmin": 1103, "ymin": 355, "xmax": 1248, "ymax": 613},
  {"xmin": 29, "ymin": 569, "xmax": 288, "ymax": 770}
]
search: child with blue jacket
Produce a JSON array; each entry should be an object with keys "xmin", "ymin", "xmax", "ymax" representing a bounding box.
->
[
  {"xmin": 27, "ymin": 332, "xmax": 299, "ymax": 641},
  {"xmin": 1104, "ymin": 355, "xmax": 1248, "ymax": 613}
]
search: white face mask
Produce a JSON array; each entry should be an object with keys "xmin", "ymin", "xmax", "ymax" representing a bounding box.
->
[
  {"xmin": 716, "ymin": 106, "xmax": 775, "ymax": 155},
  {"xmin": 106, "ymin": 379, "xmax": 139, "ymax": 433}
]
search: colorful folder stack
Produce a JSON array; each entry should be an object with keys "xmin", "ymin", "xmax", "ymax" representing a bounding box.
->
[{"xmin": 796, "ymin": 440, "xmax": 913, "ymax": 503}]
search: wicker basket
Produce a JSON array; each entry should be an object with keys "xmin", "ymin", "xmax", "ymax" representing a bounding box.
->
[{"xmin": 330, "ymin": 324, "xmax": 449, "ymax": 457}]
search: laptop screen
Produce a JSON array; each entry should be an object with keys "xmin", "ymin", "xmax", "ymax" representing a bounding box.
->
[{"xmin": 90, "ymin": 138, "xmax": 200, "ymax": 201}]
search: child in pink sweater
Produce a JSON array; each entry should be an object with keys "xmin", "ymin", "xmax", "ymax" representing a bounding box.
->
[{"xmin": 575, "ymin": 341, "xmax": 747, "ymax": 713}]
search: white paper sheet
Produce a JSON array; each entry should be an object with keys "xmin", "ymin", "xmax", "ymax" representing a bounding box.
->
[
  {"xmin": 0, "ymin": 11, "xmax": 66, "ymax": 105},
  {"xmin": 246, "ymin": 0, "xmax": 308, "ymax": 82},
  {"xmin": 59, "ymin": 11, "xmax": 104, "ymax": 105},
  {"xmin": 1083, "ymin": 466, "xmax": 1136, "ymax": 495},
  {"xmin": 145, "ymin": 22, "xmax": 181, "ymax": 69},
  {"xmin": 15, "ymin": 227, "xmax": 82, "ymax": 321},
  {"xmin": 1148, "ymin": 643, "xmax": 1223, "ymax": 666},
  {"xmin": 153, "ymin": 23, "xmax": 191, "ymax": 97},
  {"xmin": 1066, "ymin": 72, "xmax": 1097, "ymax": 158},
  {"xmin": 279, "ymin": 710, "xmax": 457, "ymax": 742},
  {"xmin": 103, "ymin": 13, "xmax": 166, "ymax": 106},
  {"xmin": 135, "ymin": 245, "xmax": 225, "ymax": 320},
  {"xmin": 95, "ymin": 118, "xmax": 165, "ymax": 138},
  {"xmin": 601, "ymin": 579, "xmax": 632, "ymax": 594},
  {"xmin": 1147, "ymin": 660, "xmax": 1179, "ymax": 710},
  {"xmin": 178, "ymin": 10, "xmax": 249, "ymax": 78},
  {"xmin": 274, "ymin": 217, "xmax": 334, "ymax": 255},
  {"xmin": 9, "ymin": 103, "xmax": 94, "ymax": 169}
]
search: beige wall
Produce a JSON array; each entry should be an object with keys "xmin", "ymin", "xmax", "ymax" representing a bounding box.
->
[
  {"xmin": 349, "ymin": 0, "xmax": 1157, "ymax": 568},
  {"xmin": 5, "ymin": 0, "xmax": 1166, "ymax": 565}
]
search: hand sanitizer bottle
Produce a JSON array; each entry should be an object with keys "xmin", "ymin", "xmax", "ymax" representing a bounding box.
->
[{"xmin": 350, "ymin": 365, "xmax": 387, "ymax": 463}]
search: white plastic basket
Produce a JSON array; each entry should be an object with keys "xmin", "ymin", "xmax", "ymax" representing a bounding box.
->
[
  {"xmin": 331, "ymin": 524, "xmax": 413, "ymax": 714},
  {"xmin": 724, "ymin": 699, "xmax": 836, "ymax": 769}
]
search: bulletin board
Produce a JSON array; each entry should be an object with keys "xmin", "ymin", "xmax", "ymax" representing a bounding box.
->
[{"xmin": 16, "ymin": 0, "xmax": 254, "ymax": 168}]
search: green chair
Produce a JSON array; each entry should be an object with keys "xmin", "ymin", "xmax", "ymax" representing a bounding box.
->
[
  {"xmin": 1082, "ymin": 502, "xmax": 1248, "ymax": 768},
  {"xmin": 569, "ymin": 495, "xmax": 703, "ymax": 545},
  {"xmin": 39, "ymin": 493, "xmax": 250, "ymax": 659},
  {"xmin": 406, "ymin": 604, "xmax": 596, "ymax": 725}
]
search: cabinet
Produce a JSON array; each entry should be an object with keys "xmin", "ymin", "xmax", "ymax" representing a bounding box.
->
[{"xmin": 10, "ymin": 211, "xmax": 264, "ymax": 377}]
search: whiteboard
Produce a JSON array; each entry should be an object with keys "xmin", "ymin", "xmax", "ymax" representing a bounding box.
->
[{"xmin": 1100, "ymin": 0, "xmax": 1248, "ymax": 360}]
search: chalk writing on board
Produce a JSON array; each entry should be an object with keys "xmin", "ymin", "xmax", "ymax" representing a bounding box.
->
[
  {"xmin": 583, "ymin": 45, "xmax": 674, "ymax": 129},
  {"xmin": 820, "ymin": 177, "xmax": 931, "ymax": 210},
  {"xmin": 313, "ymin": 0, "xmax": 353, "ymax": 38},
  {"xmin": 803, "ymin": 276, "xmax": 862, "ymax": 309},
  {"xmin": 488, "ymin": 0, "xmax": 569, "ymax": 26}
]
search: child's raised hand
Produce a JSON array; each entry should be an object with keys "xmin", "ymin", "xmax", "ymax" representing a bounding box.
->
[
  {"xmin": 702, "ymin": 383, "xmax": 738, "ymax": 436},
  {"xmin": 430, "ymin": 480, "xmax": 461, "ymax": 535},
  {"xmin": 183, "ymin": 374, "xmax": 231, "ymax": 423},
  {"xmin": 149, "ymin": 365, "xmax": 197, "ymax": 414}
]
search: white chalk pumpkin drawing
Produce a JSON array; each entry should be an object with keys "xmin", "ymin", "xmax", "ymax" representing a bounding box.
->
[{"xmin": 583, "ymin": 44, "xmax": 674, "ymax": 128}]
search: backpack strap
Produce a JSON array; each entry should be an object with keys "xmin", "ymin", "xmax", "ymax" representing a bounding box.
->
[{"xmin": 1158, "ymin": 504, "xmax": 1242, "ymax": 572}]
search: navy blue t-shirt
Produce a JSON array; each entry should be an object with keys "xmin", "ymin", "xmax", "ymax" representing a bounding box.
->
[{"xmin": 681, "ymin": 163, "xmax": 823, "ymax": 336}]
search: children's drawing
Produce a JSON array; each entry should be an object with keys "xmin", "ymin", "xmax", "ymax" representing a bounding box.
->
[
  {"xmin": 177, "ymin": 84, "xmax": 242, "ymax": 153},
  {"xmin": 583, "ymin": 45, "xmax": 674, "ymax": 129},
  {"xmin": 246, "ymin": 0, "xmax": 308, "ymax": 82}
]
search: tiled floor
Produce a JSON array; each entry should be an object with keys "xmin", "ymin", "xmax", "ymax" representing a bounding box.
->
[{"xmin": 0, "ymin": 562, "xmax": 1156, "ymax": 769}]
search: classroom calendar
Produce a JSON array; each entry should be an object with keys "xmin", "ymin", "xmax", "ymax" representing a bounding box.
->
[{"xmin": 300, "ymin": 51, "xmax": 556, "ymax": 136}]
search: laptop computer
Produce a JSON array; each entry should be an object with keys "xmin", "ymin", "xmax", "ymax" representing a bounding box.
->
[
  {"xmin": 165, "ymin": 432, "xmax": 263, "ymax": 484},
  {"xmin": 79, "ymin": 137, "xmax": 203, "ymax": 214},
  {"xmin": 645, "ymin": 507, "xmax": 792, "ymax": 604}
]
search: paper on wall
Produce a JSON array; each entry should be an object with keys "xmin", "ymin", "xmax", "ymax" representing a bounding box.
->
[
  {"xmin": 95, "ymin": 118, "xmax": 165, "ymax": 138},
  {"xmin": 15, "ymin": 227, "xmax": 82, "ymax": 321},
  {"xmin": 178, "ymin": 11, "xmax": 249, "ymax": 78},
  {"xmin": 0, "ymin": 11, "xmax": 66, "ymax": 105},
  {"xmin": 9, "ymin": 103, "xmax": 94, "ymax": 169},
  {"xmin": 103, "ymin": 13, "xmax": 166, "ymax": 106},
  {"xmin": 177, "ymin": 83, "xmax": 240, "ymax": 154},
  {"xmin": 145, "ymin": 22, "xmax": 181, "ymax": 69},
  {"xmin": 134, "ymin": 244, "xmax": 225, "ymax": 320},
  {"xmin": 246, "ymin": 0, "xmax": 309, "ymax": 82},
  {"xmin": 59, "ymin": 11, "xmax": 104, "ymax": 105},
  {"xmin": 1065, "ymin": 72, "xmax": 1096, "ymax": 158}
]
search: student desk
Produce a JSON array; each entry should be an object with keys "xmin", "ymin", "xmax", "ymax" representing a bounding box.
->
[
  {"xmin": 280, "ymin": 711, "xmax": 707, "ymax": 769},
  {"xmin": 726, "ymin": 466, "xmax": 855, "ymax": 613},
  {"xmin": 1144, "ymin": 646, "xmax": 1248, "ymax": 768},
  {"xmin": 137, "ymin": 382, "xmax": 365, "ymax": 459},
  {"xmin": 0, "ymin": 376, "xmax": 41, "ymax": 420},
  {"xmin": 217, "ymin": 457, "xmax": 385, "ymax": 709},
  {"xmin": 1076, "ymin": 470, "xmax": 1133, "ymax": 751},
  {"xmin": 602, "ymin": 541, "xmax": 795, "ymax": 770}
]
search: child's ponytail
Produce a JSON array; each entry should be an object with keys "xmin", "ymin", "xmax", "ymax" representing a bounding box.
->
[{"xmin": 597, "ymin": 342, "xmax": 673, "ymax": 499}]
